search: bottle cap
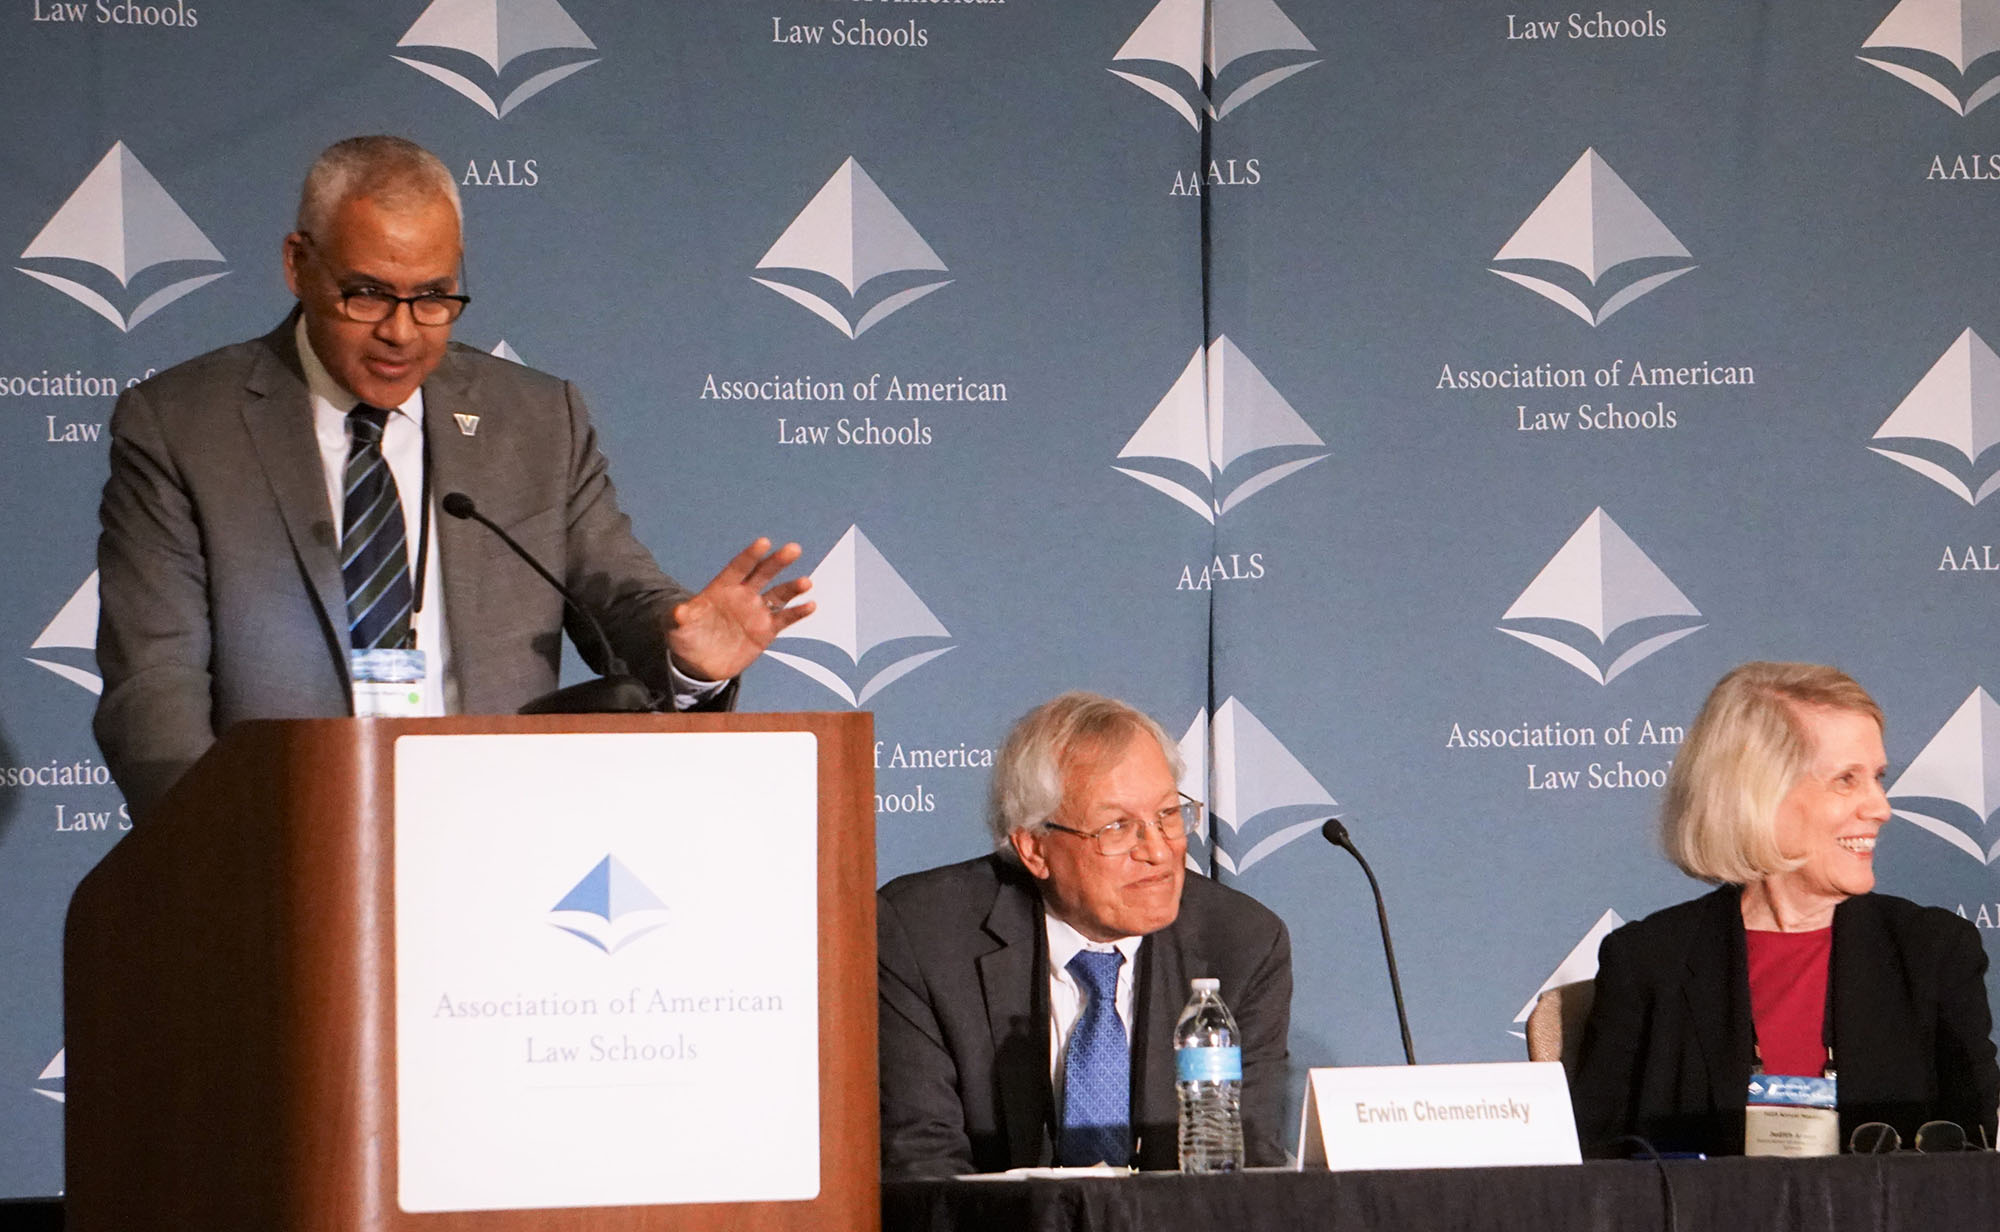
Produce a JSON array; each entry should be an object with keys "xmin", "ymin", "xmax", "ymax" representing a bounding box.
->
[{"xmin": 1190, "ymin": 977, "xmax": 1219, "ymax": 992}]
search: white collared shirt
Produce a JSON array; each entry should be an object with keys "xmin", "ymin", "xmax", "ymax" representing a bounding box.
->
[
  {"xmin": 1044, "ymin": 913, "xmax": 1144, "ymax": 1115},
  {"xmin": 299, "ymin": 317, "xmax": 455, "ymax": 716}
]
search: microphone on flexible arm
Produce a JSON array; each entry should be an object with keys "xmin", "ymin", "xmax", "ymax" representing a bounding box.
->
[
  {"xmin": 441, "ymin": 492, "xmax": 659, "ymax": 714},
  {"xmin": 1320, "ymin": 817, "xmax": 1418, "ymax": 1066}
]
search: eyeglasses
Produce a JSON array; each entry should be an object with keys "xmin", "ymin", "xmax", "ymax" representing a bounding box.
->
[
  {"xmin": 296, "ymin": 233, "xmax": 471, "ymax": 327},
  {"xmin": 1041, "ymin": 795, "xmax": 1202, "ymax": 857},
  {"xmin": 1848, "ymin": 1120, "xmax": 1987, "ymax": 1154},
  {"xmin": 333, "ymin": 286, "xmax": 471, "ymax": 327}
]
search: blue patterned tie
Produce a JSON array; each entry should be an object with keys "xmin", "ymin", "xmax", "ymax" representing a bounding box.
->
[
  {"xmin": 340, "ymin": 405, "xmax": 413, "ymax": 651},
  {"xmin": 1059, "ymin": 949, "xmax": 1130, "ymax": 1166}
]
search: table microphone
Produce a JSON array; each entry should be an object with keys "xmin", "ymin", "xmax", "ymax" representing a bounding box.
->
[
  {"xmin": 441, "ymin": 492, "xmax": 659, "ymax": 714},
  {"xmin": 1320, "ymin": 817, "xmax": 1418, "ymax": 1065}
]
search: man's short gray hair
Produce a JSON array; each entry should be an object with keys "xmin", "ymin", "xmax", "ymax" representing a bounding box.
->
[
  {"xmin": 988, "ymin": 691, "xmax": 1184, "ymax": 857},
  {"xmin": 295, "ymin": 135, "xmax": 462, "ymax": 237}
]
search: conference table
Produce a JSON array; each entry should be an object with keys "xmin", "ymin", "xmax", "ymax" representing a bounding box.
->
[{"xmin": 884, "ymin": 1152, "xmax": 2000, "ymax": 1231}]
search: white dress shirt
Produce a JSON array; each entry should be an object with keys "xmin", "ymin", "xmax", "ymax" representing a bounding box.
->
[
  {"xmin": 1045, "ymin": 913, "xmax": 1144, "ymax": 1122},
  {"xmin": 300, "ymin": 318, "xmax": 456, "ymax": 716}
]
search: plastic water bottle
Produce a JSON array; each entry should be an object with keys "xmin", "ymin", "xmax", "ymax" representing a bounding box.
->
[{"xmin": 1175, "ymin": 977, "xmax": 1244, "ymax": 1172}]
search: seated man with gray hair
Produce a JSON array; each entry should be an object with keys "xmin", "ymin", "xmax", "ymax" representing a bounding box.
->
[{"xmin": 877, "ymin": 691, "xmax": 1293, "ymax": 1177}]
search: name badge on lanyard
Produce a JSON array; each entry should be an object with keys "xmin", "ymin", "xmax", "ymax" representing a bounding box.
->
[
  {"xmin": 350, "ymin": 648, "xmax": 428, "ymax": 717},
  {"xmin": 1745, "ymin": 1066, "xmax": 1839, "ymax": 1157}
]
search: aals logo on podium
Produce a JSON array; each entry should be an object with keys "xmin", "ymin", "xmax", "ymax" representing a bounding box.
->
[
  {"xmin": 546, "ymin": 855, "xmax": 671, "ymax": 954},
  {"xmin": 1178, "ymin": 698, "xmax": 1337, "ymax": 875},
  {"xmin": 17, "ymin": 143, "xmax": 228, "ymax": 332},
  {"xmin": 1109, "ymin": 0, "xmax": 1320, "ymax": 128},
  {"xmin": 393, "ymin": 0, "xmax": 599, "ymax": 118},
  {"xmin": 1857, "ymin": 0, "xmax": 2000, "ymax": 115},
  {"xmin": 1490, "ymin": 149, "xmax": 1695, "ymax": 327},
  {"xmin": 766, "ymin": 525, "xmax": 953, "ymax": 707},
  {"xmin": 1115, "ymin": 336, "xmax": 1328, "ymax": 523},
  {"xmin": 1868, "ymin": 329, "xmax": 2000, "ymax": 505},
  {"xmin": 1508, "ymin": 910, "xmax": 1622, "ymax": 1041},
  {"xmin": 1887, "ymin": 688, "xmax": 2000, "ymax": 864},
  {"xmin": 1498, "ymin": 508, "xmax": 1705, "ymax": 685},
  {"xmin": 753, "ymin": 158, "xmax": 952, "ymax": 339},
  {"xmin": 25, "ymin": 572, "xmax": 101, "ymax": 695},
  {"xmin": 31, "ymin": 1049, "xmax": 64, "ymax": 1105}
]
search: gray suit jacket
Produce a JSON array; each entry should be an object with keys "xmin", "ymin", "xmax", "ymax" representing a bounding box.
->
[
  {"xmin": 95, "ymin": 316, "xmax": 719, "ymax": 817},
  {"xmin": 877, "ymin": 854, "xmax": 1292, "ymax": 1178}
]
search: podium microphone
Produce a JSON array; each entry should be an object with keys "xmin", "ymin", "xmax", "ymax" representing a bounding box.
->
[
  {"xmin": 441, "ymin": 492, "xmax": 659, "ymax": 714},
  {"xmin": 1320, "ymin": 817, "xmax": 1417, "ymax": 1066}
]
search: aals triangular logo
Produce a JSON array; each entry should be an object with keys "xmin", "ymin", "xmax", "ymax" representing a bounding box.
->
[
  {"xmin": 1178, "ymin": 698, "xmax": 1337, "ymax": 875},
  {"xmin": 1869, "ymin": 329, "xmax": 2000, "ymax": 505},
  {"xmin": 1109, "ymin": 0, "xmax": 1321, "ymax": 129},
  {"xmin": 1887, "ymin": 687, "xmax": 2000, "ymax": 864},
  {"xmin": 548, "ymin": 855, "xmax": 670, "ymax": 953},
  {"xmin": 1498, "ymin": 508, "xmax": 1705, "ymax": 685},
  {"xmin": 753, "ymin": 158, "xmax": 952, "ymax": 339},
  {"xmin": 1857, "ymin": 0, "xmax": 2000, "ymax": 115},
  {"xmin": 18, "ymin": 143, "xmax": 228, "ymax": 332},
  {"xmin": 31, "ymin": 1048, "xmax": 64, "ymax": 1104},
  {"xmin": 1115, "ymin": 336, "xmax": 1328, "ymax": 523},
  {"xmin": 393, "ymin": 0, "xmax": 599, "ymax": 118},
  {"xmin": 766, "ymin": 526, "xmax": 953, "ymax": 707},
  {"xmin": 26, "ymin": 572, "xmax": 101, "ymax": 696},
  {"xmin": 1508, "ymin": 910, "xmax": 1622, "ymax": 1039},
  {"xmin": 1490, "ymin": 149, "xmax": 1695, "ymax": 327},
  {"xmin": 32, "ymin": 1049, "xmax": 64, "ymax": 1104}
]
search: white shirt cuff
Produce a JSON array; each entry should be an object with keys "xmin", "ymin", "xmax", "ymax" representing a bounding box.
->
[{"xmin": 667, "ymin": 659, "xmax": 728, "ymax": 711}]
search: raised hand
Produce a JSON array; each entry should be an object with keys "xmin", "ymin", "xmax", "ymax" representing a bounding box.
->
[{"xmin": 666, "ymin": 538, "xmax": 815, "ymax": 682}]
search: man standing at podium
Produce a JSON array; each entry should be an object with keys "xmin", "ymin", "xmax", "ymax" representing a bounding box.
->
[
  {"xmin": 876, "ymin": 691, "xmax": 1293, "ymax": 1176},
  {"xmin": 93, "ymin": 135, "xmax": 813, "ymax": 818}
]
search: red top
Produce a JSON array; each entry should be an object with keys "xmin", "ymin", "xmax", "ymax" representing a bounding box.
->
[{"xmin": 1745, "ymin": 927, "xmax": 1834, "ymax": 1077}]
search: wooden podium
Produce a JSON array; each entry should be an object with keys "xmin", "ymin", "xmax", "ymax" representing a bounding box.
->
[{"xmin": 63, "ymin": 713, "xmax": 878, "ymax": 1231}]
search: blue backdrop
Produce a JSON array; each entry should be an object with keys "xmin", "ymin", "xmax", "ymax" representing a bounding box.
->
[{"xmin": 3, "ymin": 0, "xmax": 1997, "ymax": 1196}]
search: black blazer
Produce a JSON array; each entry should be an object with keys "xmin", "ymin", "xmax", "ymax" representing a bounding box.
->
[
  {"xmin": 1571, "ymin": 886, "xmax": 1999, "ymax": 1156},
  {"xmin": 876, "ymin": 854, "xmax": 1292, "ymax": 1178}
]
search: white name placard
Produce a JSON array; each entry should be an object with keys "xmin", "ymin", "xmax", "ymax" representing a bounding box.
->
[
  {"xmin": 1298, "ymin": 1061, "xmax": 1581, "ymax": 1171},
  {"xmin": 394, "ymin": 732, "xmax": 820, "ymax": 1213}
]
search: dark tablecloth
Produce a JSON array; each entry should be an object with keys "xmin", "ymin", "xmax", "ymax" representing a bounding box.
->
[{"xmin": 885, "ymin": 1153, "xmax": 2000, "ymax": 1232}]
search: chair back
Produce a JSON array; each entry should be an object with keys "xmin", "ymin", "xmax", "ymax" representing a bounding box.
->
[{"xmin": 1525, "ymin": 979, "xmax": 1595, "ymax": 1077}]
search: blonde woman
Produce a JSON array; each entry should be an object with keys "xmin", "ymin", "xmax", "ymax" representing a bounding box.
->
[{"xmin": 1571, "ymin": 662, "xmax": 1998, "ymax": 1155}]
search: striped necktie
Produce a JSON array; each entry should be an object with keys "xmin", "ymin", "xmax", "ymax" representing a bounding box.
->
[
  {"xmin": 1058, "ymin": 949, "xmax": 1130, "ymax": 1166},
  {"xmin": 341, "ymin": 404, "xmax": 413, "ymax": 651}
]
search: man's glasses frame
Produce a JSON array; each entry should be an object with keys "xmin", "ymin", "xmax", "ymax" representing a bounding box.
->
[
  {"xmin": 1040, "ymin": 794, "xmax": 1203, "ymax": 857},
  {"xmin": 296, "ymin": 232, "xmax": 471, "ymax": 327}
]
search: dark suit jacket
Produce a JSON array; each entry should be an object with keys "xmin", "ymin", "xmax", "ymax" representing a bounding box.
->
[
  {"xmin": 94, "ymin": 316, "xmax": 725, "ymax": 817},
  {"xmin": 877, "ymin": 853, "xmax": 1292, "ymax": 1178},
  {"xmin": 1571, "ymin": 886, "xmax": 1999, "ymax": 1156}
]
